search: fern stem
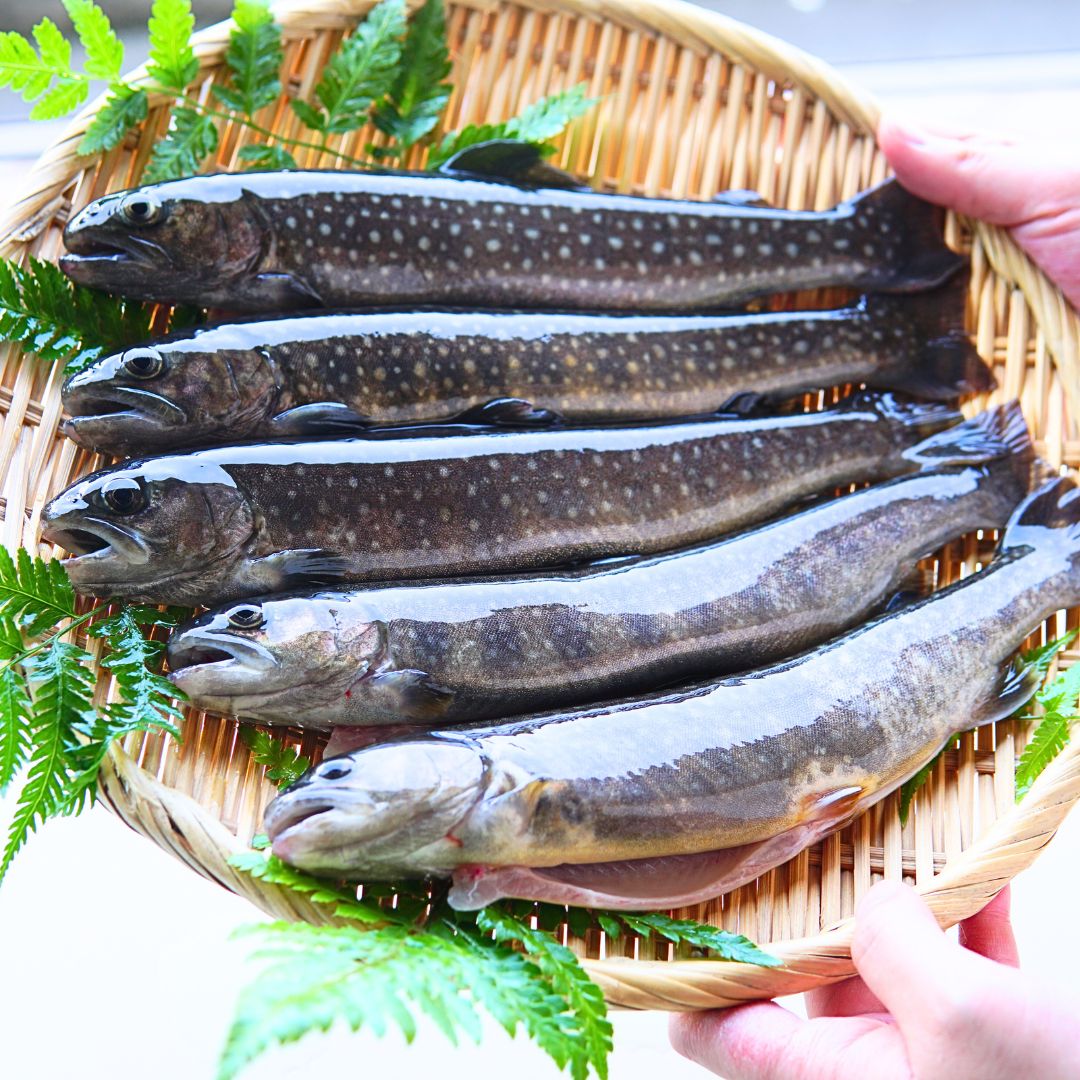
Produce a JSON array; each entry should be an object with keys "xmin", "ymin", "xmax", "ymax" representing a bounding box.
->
[{"xmin": 171, "ymin": 90, "xmax": 371, "ymax": 166}]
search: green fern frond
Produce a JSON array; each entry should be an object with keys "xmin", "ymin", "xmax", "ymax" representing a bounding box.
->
[
  {"xmin": 477, "ymin": 907, "xmax": 612, "ymax": 1080},
  {"xmin": 144, "ymin": 105, "xmax": 220, "ymax": 183},
  {"xmin": 1, "ymin": 637, "xmax": 97, "ymax": 879},
  {"xmin": 212, "ymin": 0, "xmax": 283, "ymax": 117},
  {"xmin": 0, "ymin": 547, "xmax": 78, "ymax": 637},
  {"xmin": 371, "ymin": 0, "xmax": 451, "ymax": 151},
  {"xmin": 1016, "ymin": 662, "xmax": 1080, "ymax": 800},
  {"xmin": 238, "ymin": 727, "xmax": 311, "ymax": 789},
  {"xmin": 62, "ymin": 0, "xmax": 123, "ymax": 80},
  {"xmin": 146, "ymin": 0, "xmax": 198, "ymax": 92},
  {"xmin": 0, "ymin": 256, "xmax": 155, "ymax": 373},
  {"xmin": 292, "ymin": 0, "xmax": 406, "ymax": 135},
  {"xmin": 613, "ymin": 912, "xmax": 781, "ymax": 965}
]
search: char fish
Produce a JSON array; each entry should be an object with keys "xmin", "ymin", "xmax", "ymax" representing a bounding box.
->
[
  {"xmin": 263, "ymin": 471, "xmax": 1080, "ymax": 910},
  {"xmin": 59, "ymin": 153, "xmax": 962, "ymax": 313},
  {"xmin": 61, "ymin": 279, "xmax": 990, "ymax": 457},
  {"xmin": 41, "ymin": 393, "xmax": 972, "ymax": 607},
  {"xmin": 166, "ymin": 402, "xmax": 1030, "ymax": 728}
]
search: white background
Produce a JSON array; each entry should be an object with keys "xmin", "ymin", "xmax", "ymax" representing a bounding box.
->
[{"xmin": 2, "ymin": 1, "xmax": 1080, "ymax": 1077}]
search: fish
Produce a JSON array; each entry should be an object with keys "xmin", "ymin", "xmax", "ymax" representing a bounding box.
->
[
  {"xmin": 262, "ymin": 469, "xmax": 1080, "ymax": 911},
  {"xmin": 60, "ymin": 278, "xmax": 990, "ymax": 457},
  {"xmin": 165, "ymin": 402, "xmax": 1031, "ymax": 729},
  {"xmin": 58, "ymin": 148, "xmax": 963, "ymax": 313},
  {"xmin": 40, "ymin": 392, "xmax": 977, "ymax": 608}
]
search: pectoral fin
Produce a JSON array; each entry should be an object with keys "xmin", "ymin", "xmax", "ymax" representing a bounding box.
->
[
  {"xmin": 984, "ymin": 655, "xmax": 1043, "ymax": 721},
  {"xmin": 270, "ymin": 403, "xmax": 373, "ymax": 436},
  {"xmin": 454, "ymin": 397, "xmax": 563, "ymax": 428},
  {"xmin": 715, "ymin": 391, "xmax": 765, "ymax": 417},
  {"xmin": 253, "ymin": 271, "xmax": 325, "ymax": 308},
  {"xmin": 365, "ymin": 669, "xmax": 455, "ymax": 721},
  {"xmin": 253, "ymin": 548, "xmax": 352, "ymax": 591}
]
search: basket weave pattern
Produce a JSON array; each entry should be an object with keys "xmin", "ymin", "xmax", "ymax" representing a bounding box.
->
[{"xmin": 1, "ymin": 0, "xmax": 1079, "ymax": 1009}]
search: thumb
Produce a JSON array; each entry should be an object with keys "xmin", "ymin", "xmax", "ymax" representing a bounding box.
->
[{"xmin": 878, "ymin": 115, "xmax": 1080, "ymax": 310}]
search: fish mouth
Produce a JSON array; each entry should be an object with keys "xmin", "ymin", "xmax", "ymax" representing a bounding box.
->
[
  {"xmin": 60, "ymin": 232, "xmax": 175, "ymax": 288},
  {"xmin": 41, "ymin": 516, "xmax": 150, "ymax": 576},
  {"xmin": 167, "ymin": 630, "xmax": 281, "ymax": 688},
  {"xmin": 61, "ymin": 385, "xmax": 187, "ymax": 446},
  {"xmin": 264, "ymin": 795, "xmax": 337, "ymax": 845}
]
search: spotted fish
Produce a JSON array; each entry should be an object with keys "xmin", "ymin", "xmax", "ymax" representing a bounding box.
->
[
  {"xmin": 61, "ymin": 278, "xmax": 989, "ymax": 457},
  {"xmin": 166, "ymin": 402, "xmax": 1031, "ymax": 729},
  {"xmin": 59, "ymin": 149, "xmax": 963, "ymax": 312},
  {"xmin": 263, "ymin": 471, "xmax": 1080, "ymax": 910},
  {"xmin": 40, "ymin": 392, "xmax": 976, "ymax": 608}
]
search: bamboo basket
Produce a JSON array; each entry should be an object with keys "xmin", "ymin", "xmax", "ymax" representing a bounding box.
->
[{"xmin": 2, "ymin": 0, "xmax": 1080, "ymax": 1011}]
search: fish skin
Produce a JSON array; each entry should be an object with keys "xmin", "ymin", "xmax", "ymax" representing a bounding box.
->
[
  {"xmin": 41, "ymin": 392, "xmax": 963, "ymax": 608},
  {"xmin": 58, "ymin": 170, "xmax": 963, "ymax": 312},
  {"xmin": 263, "ymin": 471, "xmax": 1080, "ymax": 910},
  {"xmin": 166, "ymin": 403, "xmax": 1031, "ymax": 728},
  {"xmin": 61, "ymin": 280, "xmax": 990, "ymax": 457}
]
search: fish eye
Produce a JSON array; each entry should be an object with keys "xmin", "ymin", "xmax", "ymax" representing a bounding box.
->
[
  {"xmin": 119, "ymin": 191, "xmax": 164, "ymax": 227},
  {"xmin": 122, "ymin": 347, "xmax": 165, "ymax": 379},
  {"xmin": 99, "ymin": 477, "xmax": 146, "ymax": 515},
  {"xmin": 317, "ymin": 760, "xmax": 352, "ymax": 781},
  {"xmin": 226, "ymin": 605, "xmax": 265, "ymax": 631}
]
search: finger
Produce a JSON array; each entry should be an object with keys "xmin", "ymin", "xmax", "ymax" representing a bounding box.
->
[
  {"xmin": 877, "ymin": 116, "xmax": 1078, "ymax": 226},
  {"xmin": 958, "ymin": 886, "xmax": 1020, "ymax": 968},
  {"xmin": 805, "ymin": 974, "xmax": 887, "ymax": 1020},
  {"xmin": 670, "ymin": 1003, "xmax": 910, "ymax": 1080},
  {"xmin": 670, "ymin": 1003, "xmax": 802, "ymax": 1079},
  {"xmin": 878, "ymin": 117, "xmax": 1032, "ymax": 226},
  {"xmin": 851, "ymin": 880, "xmax": 990, "ymax": 1034}
]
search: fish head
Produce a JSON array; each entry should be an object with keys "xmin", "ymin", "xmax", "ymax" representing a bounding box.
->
[
  {"xmin": 167, "ymin": 593, "xmax": 385, "ymax": 722},
  {"xmin": 40, "ymin": 458, "xmax": 256, "ymax": 603},
  {"xmin": 61, "ymin": 333, "xmax": 280, "ymax": 455},
  {"xmin": 265, "ymin": 739, "xmax": 486, "ymax": 878},
  {"xmin": 60, "ymin": 178, "xmax": 268, "ymax": 304}
]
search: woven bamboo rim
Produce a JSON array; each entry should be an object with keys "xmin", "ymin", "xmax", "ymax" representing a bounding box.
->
[{"xmin": 2, "ymin": 0, "xmax": 1079, "ymax": 1011}]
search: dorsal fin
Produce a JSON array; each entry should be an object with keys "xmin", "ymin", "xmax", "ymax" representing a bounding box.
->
[{"xmin": 437, "ymin": 139, "xmax": 588, "ymax": 190}]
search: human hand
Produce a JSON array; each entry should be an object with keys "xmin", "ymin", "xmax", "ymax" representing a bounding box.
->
[
  {"xmin": 877, "ymin": 117, "xmax": 1080, "ymax": 311},
  {"xmin": 669, "ymin": 881, "xmax": 1080, "ymax": 1079}
]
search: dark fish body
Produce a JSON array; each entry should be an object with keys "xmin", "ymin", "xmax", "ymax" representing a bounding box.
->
[
  {"xmin": 263, "ymin": 473, "xmax": 1080, "ymax": 910},
  {"xmin": 42, "ymin": 393, "xmax": 973, "ymax": 607},
  {"xmin": 62, "ymin": 281, "xmax": 990, "ymax": 457},
  {"xmin": 59, "ymin": 169, "xmax": 963, "ymax": 313},
  {"xmin": 167, "ymin": 404, "xmax": 1030, "ymax": 729}
]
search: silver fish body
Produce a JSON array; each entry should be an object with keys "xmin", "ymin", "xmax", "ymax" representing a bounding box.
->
[
  {"xmin": 61, "ymin": 284, "xmax": 989, "ymax": 457},
  {"xmin": 263, "ymin": 472, "xmax": 1080, "ymax": 910},
  {"xmin": 41, "ymin": 393, "xmax": 968, "ymax": 608},
  {"xmin": 167, "ymin": 403, "xmax": 1030, "ymax": 728},
  {"xmin": 59, "ymin": 169, "xmax": 962, "ymax": 312}
]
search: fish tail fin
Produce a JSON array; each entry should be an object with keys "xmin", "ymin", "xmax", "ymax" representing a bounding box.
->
[
  {"xmin": 903, "ymin": 399, "xmax": 1032, "ymax": 470},
  {"xmin": 867, "ymin": 275, "xmax": 996, "ymax": 400},
  {"xmin": 978, "ymin": 409, "xmax": 1039, "ymax": 519},
  {"xmin": 1000, "ymin": 469, "xmax": 1080, "ymax": 566},
  {"xmin": 847, "ymin": 178, "xmax": 966, "ymax": 292},
  {"xmin": 842, "ymin": 390, "xmax": 961, "ymax": 440}
]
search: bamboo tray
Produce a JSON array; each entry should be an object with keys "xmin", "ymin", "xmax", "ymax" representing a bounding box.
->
[{"xmin": 2, "ymin": 0, "xmax": 1080, "ymax": 1010}]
